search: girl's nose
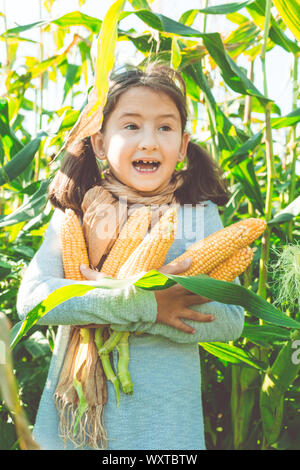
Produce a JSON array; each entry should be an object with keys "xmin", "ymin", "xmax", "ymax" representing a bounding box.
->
[{"xmin": 138, "ymin": 132, "xmax": 158, "ymax": 152}]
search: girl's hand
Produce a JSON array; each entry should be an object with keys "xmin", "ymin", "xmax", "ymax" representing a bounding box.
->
[
  {"xmin": 155, "ymin": 258, "xmax": 214, "ymax": 334},
  {"xmin": 80, "ymin": 264, "xmax": 113, "ymax": 281}
]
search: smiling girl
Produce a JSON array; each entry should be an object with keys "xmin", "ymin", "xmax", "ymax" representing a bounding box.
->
[{"xmin": 17, "ymin": 65, "xmax": 244, "ymax": 450}]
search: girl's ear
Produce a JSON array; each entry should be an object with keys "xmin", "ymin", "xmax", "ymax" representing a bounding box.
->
[
  {"xmin": 91, "ymin": 132, "xmax": 106, "ymax": 160},
  {"xmin": 179, "ymin": 132, "xmax": 190, "ymax": 160}
]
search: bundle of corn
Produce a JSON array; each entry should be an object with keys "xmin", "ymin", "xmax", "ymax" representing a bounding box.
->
[
  {"xmin": 101, "ymin": 205, "xmax": 151, "ymax": 277},
  {"xmin": 60, "ymin": 209, "xmax": 266, "ymax": 406},
  {"xmin": 170, "ymin": 218, "xmax": 266, "ymax": 276},
  {"xmin": 58, "ymin": 209, "xmax": 128, "ymax": 425},
  {"xmin": 60, "ymin": 209, "xmax": 90, "ymax": 280},
  {"xmin": 208, "ymin": 246, "xmax": 254, "ymax": 282},
  {"xmin": 116, "ymin": 205, "xmax": 178, "ymax": 279}
]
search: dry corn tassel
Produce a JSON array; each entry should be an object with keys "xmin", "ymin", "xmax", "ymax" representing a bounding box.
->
[
  {"xmin": 117, "ymin": 205, "xmax": 178, "ymax": 279},
  {"xmin": 72, "ymin": 328, "xmax": 90, "ymax": 434},
  {"xmin": 101, "ymin": 205, "xmax": 151, "ymax": 277},
  {"xmin": 171, "ymin": 218, "xmax": 266, "ymax": 276},
  {"xmin": 208, "ymin": 246, "xmax": 254, "ymax": 282}
]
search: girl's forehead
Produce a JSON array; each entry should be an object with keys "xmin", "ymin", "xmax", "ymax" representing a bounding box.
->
[{"xmin": 112, "ymin": 86, "xmax": 180, "ymax": 116}]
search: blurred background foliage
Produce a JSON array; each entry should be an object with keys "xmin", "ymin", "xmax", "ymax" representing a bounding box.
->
[{"xmin": 0, "ymin": 0, "xmax": 299, "ymax": 450}]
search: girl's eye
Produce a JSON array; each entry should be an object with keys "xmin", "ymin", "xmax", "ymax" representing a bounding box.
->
[
  {"xmin": 124, "ymin": 124, "xmax": 138, "ymax": 130},
  {"xmin": 159, "ymin": 125, "xmax": 171, "ymax": 131}
]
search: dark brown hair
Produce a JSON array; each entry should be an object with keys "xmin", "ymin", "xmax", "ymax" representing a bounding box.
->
[{"xmin": 48, "ymin": 64, "xmax": 230, "ymax": 215}]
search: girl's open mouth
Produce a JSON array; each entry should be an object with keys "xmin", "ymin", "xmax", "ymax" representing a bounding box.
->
[{"xmin": 132, "ymin": 160, "xmax": 161, "ymax": 174}]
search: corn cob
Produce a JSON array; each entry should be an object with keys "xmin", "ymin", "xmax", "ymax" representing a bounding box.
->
[
  {"xmin": 117, "ymin": 205, "xmax": 178, "ymax": 279},
  {"xmin": 208, "ymin": 246, "xmax": 254, "ymax": 282},
  {"xmin": 171, "ymin": 218, "xmax": 266, "ymax": 276},
  {"xmin": 101, "ymin": 205, "xmax": 151, "ymax": 277},
  {"xmin": 60, "ymin": 208, "xmax": 90, "ymax": 280}
]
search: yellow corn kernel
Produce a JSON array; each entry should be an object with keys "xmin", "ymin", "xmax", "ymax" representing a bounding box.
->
[
  {"xmin": 208, "ymin": 246, "xmax": 254, "ymax": 282},
  {"xmin": 172, "ymin": 218, "xmax": 266, "ymax": 276},
  {"xmin": 117, "ymin": 205, "xmax": 178, "ymax": 279},
  {"xmin": 60, "ymin": 208, "xmax": 90, "ymax": 281},
  {"xmin": 101, "ymin": 206, "xmax": 151, "ymax": 277}
]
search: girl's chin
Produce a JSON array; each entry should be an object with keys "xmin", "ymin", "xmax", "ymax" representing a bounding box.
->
[
  {"xmin": 111, "ymin": 168, "xmax": 173, "ymax": 192},
  {"xmin": 129, "ymin": 178, "xmax": 171, "ymax": 194}
]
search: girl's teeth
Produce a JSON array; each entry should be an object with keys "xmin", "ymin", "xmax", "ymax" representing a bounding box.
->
[
  {"xmin": 135, "ymin": 167, "xmax": 158, "ymax": 172},
  {"xmin": 133, "ymin": 162, "xmax": 160, "ymax": 172}
]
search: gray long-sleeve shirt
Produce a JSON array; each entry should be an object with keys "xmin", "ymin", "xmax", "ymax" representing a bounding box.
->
[{"xmin": 16, "ymin": 200, "xmax": 244, "ymax": 450}]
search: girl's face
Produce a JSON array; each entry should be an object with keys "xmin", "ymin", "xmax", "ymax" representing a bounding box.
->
[{"xmin": 91, "ymin": 86, "xmax": 189, "ymax": 193}]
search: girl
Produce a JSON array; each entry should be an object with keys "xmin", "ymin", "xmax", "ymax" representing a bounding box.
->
[{"xmin": 17, "ymin": 65, "xmax": 244, "ymax": 450}]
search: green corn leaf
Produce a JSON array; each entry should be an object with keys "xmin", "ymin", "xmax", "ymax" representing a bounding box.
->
[
  {"xmin": 171, "ymin": 37, "xmax": 181, "ymax": 69},
  {"xmin": 197, "ymin": 0, "xmax": 255, "ymax": 14},
  {"xmin": 88, "ymin": 0, "xmax": 126, "ymax": 118},
  {"xmin": 272, "ymin": 0, "xmax": 300, "ymax": 42},
  {"xmin": 202, "ymin": 32, "xmax": 270, "ymax": 103},
  {"xmin": 268, "ymin": 196, "xmax": 300, "ymax": 225},
  {"xmin": 230, "ymin": 157, "xmax": 265, "ymax": 214},
  {"xmin": 3, "ymin": 9, "xmax": 270, "ymax": 105},
  {"xmin": 260, "ymin": 330, "xmax": 300, "ymax": 445},
  {"xmin": 52, "ymin": 11, "xmax": 102, "ymax": 33},
  {"xmin": 199, "ymin": 342, "xmax": 265, "ymax": 369},
  {"xmin": 271, "ymin": 108, "xmax": 300, "ymax": 129},
  {"xmin": 10, "ymin": 274, "xmax": 137, "ymax": 347},
  {"xmin": 247, "ymin": 0, "xmax": 300, "ymax": 53},
  {"xmin": 179, "ymin": 9, "xmax": 199, "ymax": 27},
  {"xmin": 226, "ymin": 11, "xmax": 250, "ymax": 25},
  {"xmin": 65, "ymin": 0, "xmax": 125, "ymax": 146},
  {"xmin": 0, "ymin": 99, "xmax": 23, "ymax": 161},
  {"xmin": 0, "ymin": 133, "xmax": 45, "ymax": 186},
  {"xmin": 10, "ymin": 284, "xmax": 97, "ymax": 348},
  {"xmin": 224, "ymin": 21, "xmax": 259, "ymax": 53},
  {"xmin": 12, "ymin": 37, "xmax": 84, "ymax": 88},
  {"xmin": 247, "ymin": 96, "xmax": 281, "ymax": 116},
  {"xmin": 12, "ymin": 269, "xmax": 300, "ymax": 348},
  {"xmin": 224, "ymin": 130, "xmax": 263, "ymax": 167},
  {"xmin": 120, "ymin": 9, "xmax": 270, "ymax": 103},
  {"xmin": 135, "ymin": 271, "xmax": 300, "ymax": 330},
  {"xmin": 184, "ymin": 63, "xmax": 238, "ymax": 152},
  {"xmin": 2, "ymin": 12, "xmax": 102, "ymax": 36},
  {"xmin": 0, "ymin": 260, "xmax": 11, "ymax": 281},
  {"xmin": 0, "ymin": 179, "xmax": 50, "ymax": 228},
  {"xmin": 1, "ymin": 20, "xmax": 47, "ymax": 36},
  {"xmin": 57, "ymin": 109, "xmax": 81, "ymax": 132},
  {"xmin": 242, "ymin": 323, "xmax": 291, "ymax": 347},
  {"xmin": 128, "ymin": 0, "xmax": 152, "ymax": 9},
  {"xmin": 63, "ymin": 64, "xmax": 81, "ymax": 103}
]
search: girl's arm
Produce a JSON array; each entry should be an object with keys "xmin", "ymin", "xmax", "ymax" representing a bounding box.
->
[
  {"xmin": 112, "ymin": 201, "xmax": 245, "ymax": 344},
  {"xmin": 138, "ymin": 279, "xmax": 244, "ymax": 344},
  {"xmin": 16, "ymin": 208, "xmax": 158, "ymax": 331}
]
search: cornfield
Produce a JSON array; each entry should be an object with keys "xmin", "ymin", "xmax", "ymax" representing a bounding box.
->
[{"xmin": 0, "ymin": 0, "xmax": 299, "ymax": 450}]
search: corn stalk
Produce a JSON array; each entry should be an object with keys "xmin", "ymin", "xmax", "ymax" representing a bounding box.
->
[
  {"xmin": 231, "ymin": 358, "xmax": 260, "ymax": 449},
  {"xmin": 0, "ymin": 313, "xmax": 40, "ymax": 450},
  {"xmin": 287, "ymin": 52, "xmax": 298, "ymax": 241},
  {"xmin": 34, "ymin": 0, "xmax": 44, "ymax": 181},
  {"xmin": 260, "ymin": 330, "xmax": 300, "ymax": 448},
  {"xmin": 257, "ymin": 0, "xmax": 275, "ymax": 301}
]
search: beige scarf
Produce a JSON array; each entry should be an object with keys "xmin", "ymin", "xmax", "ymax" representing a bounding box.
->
[{"xmin": 54, "ymin": 168, "xmax": 184, "ymax": 449}]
